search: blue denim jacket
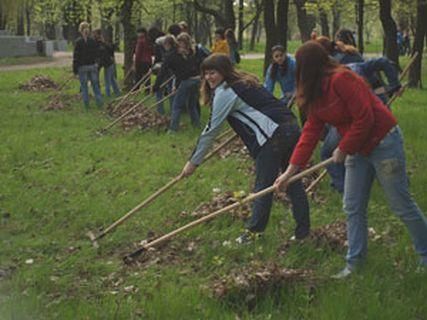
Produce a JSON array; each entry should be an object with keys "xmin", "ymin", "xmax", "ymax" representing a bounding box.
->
[
  {"xmin": 348, "ymin": 57, "xmax": 401, "ymax": 103},
  {"xmin": 264, "ymin": 54, "xmax": 296, "ymax": 100}
]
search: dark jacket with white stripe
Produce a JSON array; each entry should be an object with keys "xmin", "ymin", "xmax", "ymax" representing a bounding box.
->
[{"xmin": 190, "ymin": 81, "xmax": 296, "ymax": 165}]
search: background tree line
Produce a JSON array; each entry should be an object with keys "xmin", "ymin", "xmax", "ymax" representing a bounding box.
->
[{"xmin": 0, "ymin": 0, "xmax": 425, "ymax": 87}]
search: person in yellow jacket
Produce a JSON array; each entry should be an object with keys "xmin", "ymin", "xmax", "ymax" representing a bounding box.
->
[{"xmin": 211, "ymin": 28, "xmax": 230, "ymax": 55}]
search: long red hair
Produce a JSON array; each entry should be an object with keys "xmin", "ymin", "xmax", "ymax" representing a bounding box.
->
[{"xmin": 295, "ymin": 41, "xmax": 347, "ymax": 113}]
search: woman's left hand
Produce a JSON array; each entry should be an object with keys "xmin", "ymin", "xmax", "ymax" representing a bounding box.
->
[
  {"xmin": 181, "ymin": 161, "xmax": 197, "ymax": 177},
  {"xmin": 332, "ymin": 147, "xmax": 347, "ymax": 163}
]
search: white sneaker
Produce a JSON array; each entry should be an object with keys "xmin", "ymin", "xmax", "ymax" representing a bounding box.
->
[{"xmin": 331, "ymin": 266, "xmax": 353, "ymax": 279}]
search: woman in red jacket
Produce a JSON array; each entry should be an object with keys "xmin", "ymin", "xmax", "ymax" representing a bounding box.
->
[{"xmin": 274, "ymin": 41, "xmax": 427, "ymax": 278}]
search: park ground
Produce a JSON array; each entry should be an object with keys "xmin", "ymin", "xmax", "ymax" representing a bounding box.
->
[{"xmin": 0, "ymin": 55, "xmax": 426, "ymax": 319}]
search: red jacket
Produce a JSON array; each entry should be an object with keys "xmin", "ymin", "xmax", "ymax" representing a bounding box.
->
[
  {"xmin": 290, "ymin": 70, "xmax": 397, "ymax": 167},
  {"xmin": 134, "ymin": 36, "xmax": 153, "ymax": 65}
]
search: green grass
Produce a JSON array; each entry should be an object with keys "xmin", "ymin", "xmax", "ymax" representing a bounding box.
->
[
  {"xmin": 0, "ymin": 56, "xmax": 54, "ymax": 66},
  {"xmin": 0, "ymin": 58, "xmax": 426, "ymax": 319}
]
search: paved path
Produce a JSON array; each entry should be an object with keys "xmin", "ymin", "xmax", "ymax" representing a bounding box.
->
[{"xmin": 0, "ymin": 51, "xmax": 382, "ymax": 72}]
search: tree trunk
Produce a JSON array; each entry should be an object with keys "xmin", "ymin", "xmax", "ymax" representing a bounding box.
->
[
  {"xmin": 193, "ymin": 0, "xmax": 235, "ymax": 29},
  {"xmin": 250, "ymin": 15, "xmax": 259, "ymax": 51},
  {"xmin": 121, "ymin": 0, "xmax": 136, "ymax": 90},
  {"xmin": 263, "ymin": 0, "xmax": 277, "ymax": 74},
  {"xmin": 408, "ymin": 0, "xmax": 427, "ymax": 88},
  {"xmin": 277, "ymin": 0, "xmax": 290, "ymax": 50},
  {"xmin": 114, "ymin": 20, "xmax": 121, "ymax": 51},
  {"xmin": 356, "ymin": 0, "xmax": 364, "ymax": 54},
  {"xmin": 332, "ymin": 2, "xmax": 341, "ymax": 38},
  {"xmin": 223, "ymin": 0, "xmax": 235, "ymax": 29},
  {"xmin": 319, "ymin": 8, "xmax": 330, "ymax": 38},
  {"xmin": 45, "ymin": 23, "xmax": 56, "ymax": 40},
  {"xmin": 238, "ymin": 0, "xmax": 244, "ymax": 49},
  {"xmin": 379, "ymin": 0, "xmax": 399, "ymax": 64},
  {"xmin": 25, "ymin": 4, "xmax": 31, "ymax": 36},
  {"xmin": 295, "ymin": 0, "xmax": 316, "ymax": 42},
  {"xmin": 16, "ymin": 5, "xmax": 25, "ymax": 36}
]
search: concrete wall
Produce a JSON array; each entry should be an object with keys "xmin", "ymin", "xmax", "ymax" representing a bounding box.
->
[{"xmin": 0, "ymin": 36, "xmax": 39, "ymax": 58}]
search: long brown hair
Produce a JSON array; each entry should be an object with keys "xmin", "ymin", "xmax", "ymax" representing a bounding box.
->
[
  {"xmin": 295, "ymin": 41, "xmax": 345, "ymax": 113},
  {"xmin": 316, "ymin": 36, "xmax": 360, "ymax": 55},
  {"xmin": 200, "ymin": 53, "xmax": 259, "ymax": 106}
]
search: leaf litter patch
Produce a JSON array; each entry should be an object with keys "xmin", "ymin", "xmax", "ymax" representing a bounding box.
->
[
  {"xmin": 19, "ymin": 75, "xmax": 59, "ymax": 91},
  {"xmin": 278, "ymin": 220, "xmax": 381, "ymax": 255},
  {"xmin": 180, "ymin": 190, "xmax": 251, "ymax": 221},
  {"xmin": 211, "ymin": 260, "xmax": 315, "ymax": 304},
  {"xmin": 121, "ymin": 230, "xmax": 203, "ymax": 270},
  {"xmin": 107, "ymin": 100, "xmax": 170, "ymax": 131}
]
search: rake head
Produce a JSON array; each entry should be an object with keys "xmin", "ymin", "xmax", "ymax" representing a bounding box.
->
[
  {"xmin": 86, "ymin": 231, "xmax": 100, "ymax": 249},
  {"xmin": 123, "ymin": 247, "xmax": 146, "ymax": 265}
]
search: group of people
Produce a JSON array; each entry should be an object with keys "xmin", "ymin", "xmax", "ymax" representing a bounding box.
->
[
  {"xmin": 72, "ymin": 21, "xmax": 427, "ymax": 277},
  {"xmin": 180, "ymin": 28, "xmax": 427, "ymax": 278},
  {"xmin": 72, "ymin": 22, "xmax": 120, "ymax": 110}
]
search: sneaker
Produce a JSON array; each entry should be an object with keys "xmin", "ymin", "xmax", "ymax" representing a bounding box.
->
[
  {"xmin": 235, "ymin": 230, "xmax": 263, "ymax": 245},
  {"xmin": 331, "ymin": 266, "xmax": 353, "ymax": 279}
]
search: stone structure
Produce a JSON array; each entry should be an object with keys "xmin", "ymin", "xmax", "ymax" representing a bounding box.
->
[{"xmin": 0, "ymin": 30, "xmax": 58, "ymax": 58}]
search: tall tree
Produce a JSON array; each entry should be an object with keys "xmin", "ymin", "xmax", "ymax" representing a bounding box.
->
[
  {"xmin": 120, "ymin": 0, "xmax": 136, "ymax": 89},
  {"xmin": 379, "ymin": 0, "xmax": 399, "ymax": 64},
  {"xmin": 332, "ymin": 1, "xmax": 341, "ymax": 37},
  {"xmin": 193, "ymin": 0, "xmax": 235, "ymax": 29},
  {"xmin": 238, "ymin": 0, "xmax": 244, "ymax": 49},
  {"xmin": 263, "ymin": 0, "xmax": 290, "ymax": 73},
  {"xmin": 319, "ymin": 7, "xmax": 330, "ymax": 38},
  {"xmin": 249, "ymin": 0, "xmax": 263, "ymax": 50},
  {"xmin": 356, "ymin": 0, "xmax": 364, "ymax": 54},
  {"xmin": 408, "ymin": 0, "xmax": 427, "ymax": 88},
  {"xmin": 294, "ymin": 0, "xmax": 316, "ymax": 42}
]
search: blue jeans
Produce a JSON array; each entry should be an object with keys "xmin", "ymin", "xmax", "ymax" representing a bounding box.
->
[
  {"xmin": 156, "ymin": 82, "xmax": 175, "ymax": 115},
  {"xmin": 169, "ymin": 78, "xmax": 200, "ymax": 131},
  {"xmin": 320, "ymin": 126, "xmax": 345, "ymax": 193},
  {"xmin": 78, "ymin": 64, "xmax": 103, "ymax": 108},
  {"xmin": 104, "ymin": 64, "xmax": 120, "ymax": 97},
  {"xmin": 246, "ymin": 123, "xmax": 310, "ymax": 238},
  {"xmin": 344, "ymin": 126, "xmax": 427, "ymax": 267}
]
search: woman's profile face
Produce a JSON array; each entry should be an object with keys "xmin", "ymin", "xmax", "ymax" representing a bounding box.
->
[
  {"xmin": 272, "ymin": 50, "xmax": 286, "ymax": 65},
  {"xmin": 204, "ymin": 69, "xmax": 224, "ymax": 89},
  {"xmin": 81, "ymin": 28, "xmax": 90, "ymax": 38}
]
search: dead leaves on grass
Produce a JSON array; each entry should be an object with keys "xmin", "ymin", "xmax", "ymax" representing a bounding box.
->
[
  {"xmin": 107, "ymin": 100, "xmax": 170, "ymax": 131},
  {"xmin": 19, "ymin": 75, "xmax": 59, "ymax": 91}
]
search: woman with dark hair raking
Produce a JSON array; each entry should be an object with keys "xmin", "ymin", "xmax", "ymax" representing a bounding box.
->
[
  {"xmin": 180, "ymin": 53, "xmax": 310, "ymax": 243},
  {"xmin": 274, "ymin": 41, "xmax": 427, "ymax": 278},
  {"xmin": 264, "ymin": 45, "xmax": 296, "ymax": 105}
]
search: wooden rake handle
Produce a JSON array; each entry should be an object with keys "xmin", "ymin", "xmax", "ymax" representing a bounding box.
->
[
  {"xmin": 124, "ymin": 158, "xmax": 334, "ymax": 262},
  {"xmin": 112, "ymin": 69, "xmax": 153, "ymax": 112},
  {"xmin": 94, "ymin": 174, "xmax": 183, "ymax": 241}
]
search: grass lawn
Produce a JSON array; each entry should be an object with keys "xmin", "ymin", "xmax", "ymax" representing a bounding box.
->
[
  {"xmin": 0, "ymin": 56, "xmax": 54, "ymax": 66},
  {"xmin": 0, "ymin": 58, "xmax": 426, "ymax": 319}
]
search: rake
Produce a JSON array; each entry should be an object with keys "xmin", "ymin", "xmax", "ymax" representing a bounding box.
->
[
  {"xmin": 87, "ymin": 131, "xmax": 240, "ymax": 247},
  {"xmin": 123, "ymin": 158, "xmax": 334, "ymax": 263}
]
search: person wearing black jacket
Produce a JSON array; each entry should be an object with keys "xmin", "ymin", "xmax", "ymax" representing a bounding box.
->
[
  {"xmin": 153, "ymin": 33, "xmax": 201, "ymax": 132},
  {"xmin": 93, "ymin": 29, "xmax": 120, "ymax": 97},
  {"xmin": 72, "ymin": 22, "xmax": 103, "ymax": 109}
]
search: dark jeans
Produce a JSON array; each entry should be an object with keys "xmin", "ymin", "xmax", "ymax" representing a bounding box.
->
[
  {"xmin": 246, "ymin": 122, "xmax": 310, "ymax": 238},
  {"xmin": 169, "ymin": 78, "xmax": 201, "ymax": 131},
  {"xmin": 135, "ymin": 62, "xmax": 151, "ymax": 90}
]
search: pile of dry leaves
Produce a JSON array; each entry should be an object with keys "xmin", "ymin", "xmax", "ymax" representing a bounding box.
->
[
  {"xmin": 181, "ymin": 191, "xmax": 251, "ymax": 221},
  {"xmin": 211, "ymin": 261, "xmax": 315, "ymax": 301},
  {"xmin": 108, "ymin": 100, "xmax": 169, "ymax": 131},
  {"xmin": 19, "ymin": 75, "xmax": 59, "ymax": 91}
]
